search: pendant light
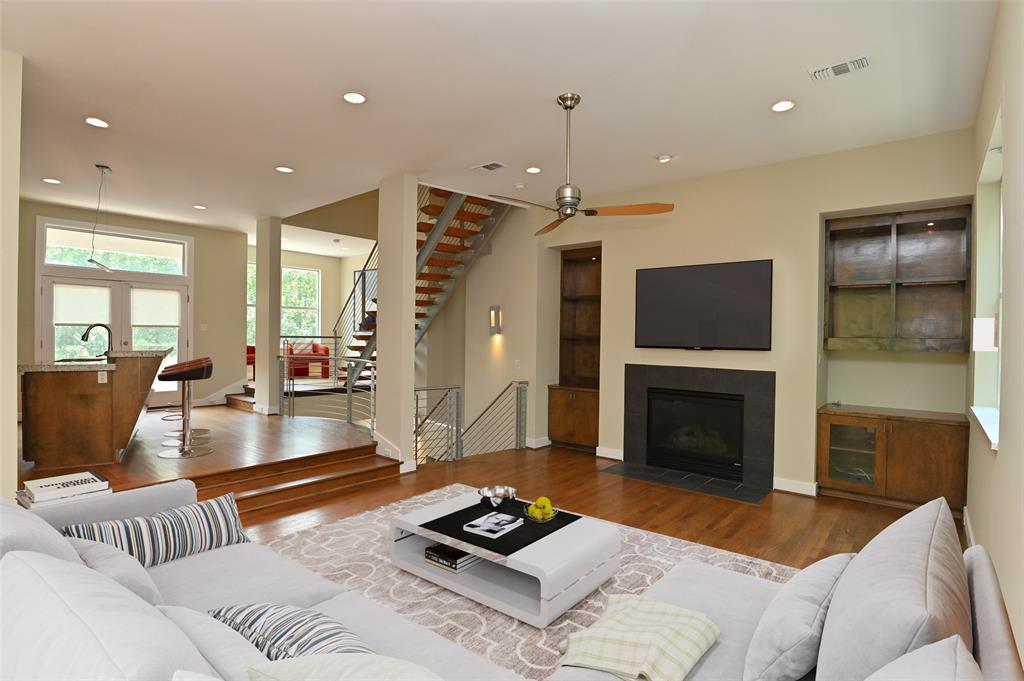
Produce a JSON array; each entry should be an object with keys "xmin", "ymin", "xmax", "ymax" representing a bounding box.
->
[{"xmin": 88, "ymin": 164, "xmax": 113, "ymax": 272}]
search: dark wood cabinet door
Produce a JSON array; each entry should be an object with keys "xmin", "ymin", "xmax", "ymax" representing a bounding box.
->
[
  {"xmin": 885, "ymin": 421, "xmax": 968, "ymax": 509},
  {"xmin": 572, "ymin": 389, "xmax": 600, "ymax": 448},
  {"xmin": 817, "ymin": 414, "xmax": 888, "ymax": 497},
  {"xmin": 548, "ymin": 386, "xmax": 576, "ymax": 445},
  {"xmin": 548, "ymin": 385, "xmax": 599, "ymax": 449}
]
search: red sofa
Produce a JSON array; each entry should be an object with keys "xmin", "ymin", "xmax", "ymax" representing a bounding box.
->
[{"xmin": 283, "ymin": 342, "xmax": 331, "ymax": 378}]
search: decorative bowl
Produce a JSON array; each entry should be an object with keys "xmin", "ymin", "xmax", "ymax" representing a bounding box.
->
[
  {"xmin": 522, "ymin": 505, "xmax": 559, "ymax": 523},
  {"xmin": 478, "ymin": 485, "xmax": 517, "ymax": 509}
]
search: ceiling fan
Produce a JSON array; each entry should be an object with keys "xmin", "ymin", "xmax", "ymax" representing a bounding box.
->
[{"xmin": 492, "ymin": 93, "xmax": 674, "ymax": 236}]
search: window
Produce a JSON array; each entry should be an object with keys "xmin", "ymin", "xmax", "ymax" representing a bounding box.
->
[
  {"xmin": 44, "ymin": 225, "xmax": 186, "ymax": 276},
  {"xmin": 246, "ymin": 264, "xmax": 321, "ymax": 344}
]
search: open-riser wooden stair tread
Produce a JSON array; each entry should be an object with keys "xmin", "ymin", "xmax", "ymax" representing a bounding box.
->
[
  {"xmin": 417, "ymin": 222, "xmax": 480, "ymax": 239},
  {"xmin": 429, "ymin": 188, "xmax": 493, "ymax": 207},
  {"xmin": 419, "ymin": 203, "xmax": 488, "ymax": 223}
]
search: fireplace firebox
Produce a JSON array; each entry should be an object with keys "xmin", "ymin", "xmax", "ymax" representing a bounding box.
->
[{"xmin": 646, "ymin": 388, "xmax": 744, "ymax": 481}]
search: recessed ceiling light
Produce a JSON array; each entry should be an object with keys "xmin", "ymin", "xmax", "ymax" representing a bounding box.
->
[
  {"xmin": 514, "ymin": 182, "xmax": 527, "ymax": 190},
  {"xmin": 656, "ymin": 154, "xmax": 673, "ymax": 164},
  {"xmin": 927, "ymin": 222, "xmax": 935, "ymax": 226},
  {"xmin": 192, "ymin": 204, "xmax": 207, "ymax": 210},
  {"xmin": 274, "ymin": 165, "xmax": 295, "ymax": 174},
  {"xmin": 771, "ymin": 100, "xmax": 796, "ymax": 113},
  {"xmin": 343, "ymin": 92, "xmax": 367, "ymax": 105},
  {"xmin": 525, "ymin": 166, "xmax": 542, "ymax": 174},
  {"xmin": 85, "ymin": 116, "xmax": 109, "ymax": 128},
  {"xmin": 42, "ymin": 177, "xmax": 62, "ymax": 184}
]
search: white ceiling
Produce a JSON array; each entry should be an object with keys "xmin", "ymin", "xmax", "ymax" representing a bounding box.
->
[
  {"xmin": 257, "ymin": 225, "xmax": 375, "ymax": 260},
  {"xmin": 3, "ymin": 1, "xmax": 997, "ymax": 233}
]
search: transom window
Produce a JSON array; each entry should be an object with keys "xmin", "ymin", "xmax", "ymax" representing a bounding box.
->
[
  {"xmin": 246, "ymin": 264, "xmax": 321, "ymax": 344},
  {"xmin": 44, "ymin": 225, "xmax": 186, "ymax": 276}
]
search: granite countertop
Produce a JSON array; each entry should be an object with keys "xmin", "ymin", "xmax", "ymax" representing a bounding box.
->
[
  {"xmin": 19, "ymin": 362, "xmax": 117, "ymax": 373},
  {"xmin": 106, "ymin": 348, "xmax": 173, "ymax": 358}
]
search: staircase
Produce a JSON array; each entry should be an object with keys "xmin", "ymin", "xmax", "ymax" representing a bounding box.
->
[
  {"xmin": 193, "ymin": 444, "xmax": 399, "ymax": 515},
  {"xmin": 342, "ymin": 187, "xmax": 511, "ymax": 369}
]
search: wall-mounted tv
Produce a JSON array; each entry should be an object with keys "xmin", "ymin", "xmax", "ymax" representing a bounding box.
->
[{"xmin": 635, "ymin": 259, "xmax": 773, "ymax": 350}]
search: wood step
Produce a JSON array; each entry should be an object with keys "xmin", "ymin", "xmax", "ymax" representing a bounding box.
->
[
  {"xmin": 225, "ymin": 393, "xmax": 254, "ymax": 412},
  {"xmin": 359, "ymin": 322, "xmax": 376, "ymax": 330},
  {"xmin": 233, "ymin": 455, "xmax": 400, "ymax": 514},
  {"xmin": 430, "ymin": 188, "xmax": 493, "ymax": 207},
  {"xmin": 354, "ymin": 333, "xmax": 373, "ymax": 341},
  {"xmin": 420, "ymin": 203, "xmax": 487, "ymax": 223},
  {"xmin": 427, "ymin": 256, "xmax": 460, "ymax": 268},
  {"xmin": 198, "ymin": 451, "xmax": 382, "ymax": 499},
  {"xmin": 418, "ymin": 240, "xmax": 470, "ymax": 254},
  {"xmin": 418, "ymin": 272, "xmax": 452, "ymax": 282},
  {"xmin": 371, "ymin": 297, "xmax": 434, "ymax": 307},
  {"xmin": 242, "ymin": 384, "xmax": 255, "ymax": 397},
  {"xmin": 416, "ymin": 285, "xmax": 444, "ymax": 295},
  {"xmin": 415, "ymin": 312, "xmax": 427, "ymax": 318},
  {"xmin": 192, "ymin": 444, "xmax": 378, "ymax": 492},
  {"xmin": 417, "ymin": 222, "xmax": 480, "ymax": 239}
]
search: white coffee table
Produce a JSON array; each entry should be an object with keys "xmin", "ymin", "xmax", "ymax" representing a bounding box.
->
[{"xmin": 390, "ymin": 491, "xmax": 621, "ymax": 628}]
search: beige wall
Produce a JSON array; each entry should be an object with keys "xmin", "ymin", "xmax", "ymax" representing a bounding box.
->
[
  {"xmin": 441, "ymin": 128, "xmax": 976, "ymax": 487},
  {"xmin": 965, "ymin": 0, "xmax": 1024, "ymax": 655},
  {"xmin": 285, "ymin": 189, "xmax": 378, "ymax": 241},
  {"xmin": 247, "ymin": 245, "xmax": 355, "ymax": 338},
  {"xmin": 18, "ymin": 200, "xmax": 248, "ymax": 402},
  {"xmin": 1, "ymin": 50, "xmax": 23, "ymax": 498},
  {"xmin": 826, "ymin": 352, "xmax": 967, "ymax": 413}
]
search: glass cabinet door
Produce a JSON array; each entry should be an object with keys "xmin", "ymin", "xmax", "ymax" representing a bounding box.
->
[{"xmin": 818, "ymin": 415, "xmax": 887, "ymax": 496}]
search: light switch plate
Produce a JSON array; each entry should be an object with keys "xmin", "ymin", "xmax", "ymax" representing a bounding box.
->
[{"xmin": 97, "ymin": 372, "xmax": 107, "ymax": 384}]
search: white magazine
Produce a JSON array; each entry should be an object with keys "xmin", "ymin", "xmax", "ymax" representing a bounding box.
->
[
  {"xmin": 23, "ymin": 472, "xmax": 109, "ymax": 502},
  {"xmin": 463, "ymin": 511, "xmax": 524, "ymax": 539}
]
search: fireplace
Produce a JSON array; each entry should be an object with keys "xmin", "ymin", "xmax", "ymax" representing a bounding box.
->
[{"xmin": 646, "ymin": 388, "xmax": 744, "ymax": 481}]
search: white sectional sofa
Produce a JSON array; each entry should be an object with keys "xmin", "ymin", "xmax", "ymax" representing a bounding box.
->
[{"xmin": 2, "ymin": 479, "xmax": 1023, "ymax": 680}]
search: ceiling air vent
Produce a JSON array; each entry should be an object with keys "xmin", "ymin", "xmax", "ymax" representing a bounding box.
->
[
  {"xmin": 809, "ymin": 56, "xmax": 870, "ymax": 81},
  {"xmin": 473, "ymin": 162, "xmax": 505, "ymax": 172}
]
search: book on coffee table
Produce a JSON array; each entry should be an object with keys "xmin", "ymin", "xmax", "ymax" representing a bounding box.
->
[
  {"xmin": 425, "ymin": 543, "xmax": 481, "ymax": 572},
  {"xmin": 463, "ymin": 511, "xmax": 523, "ymax": 539}
]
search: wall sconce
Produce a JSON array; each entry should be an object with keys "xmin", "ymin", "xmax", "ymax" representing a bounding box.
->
[
  {"xmin": 489, "ymin": 305, "xmax": 502, "ymax": 335},
  {"xmin": 973, "ymin": 316, "xmax": 999, "ymax": 352}
]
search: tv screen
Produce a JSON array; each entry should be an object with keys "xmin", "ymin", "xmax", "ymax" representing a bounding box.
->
[{"xmin": 635, "ymin": 259, "xmax": 772, "ymax": 350}]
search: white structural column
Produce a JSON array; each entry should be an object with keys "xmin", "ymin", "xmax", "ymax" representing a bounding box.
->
[
  {"xmin": 0, "ymin": 51, "xmax": 23, "ymax": 498},
  {"xmin": 254, "ymin": 216, "xmax": 282, "ymax": 414},
  {"xmin": 375, "ymin": 174, "xmax": 418, "ymax": 469}
]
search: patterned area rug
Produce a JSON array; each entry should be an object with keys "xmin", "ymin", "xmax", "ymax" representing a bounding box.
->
[{"xmin": 267, "ymin": 483, "xmax": 797, "ymax": 681}]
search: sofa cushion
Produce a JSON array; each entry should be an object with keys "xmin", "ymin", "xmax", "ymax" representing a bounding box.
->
[
  {"xmin": 315, "ymin": 591, "xmax": 526, "ymax": 681},
  {"xmin": 32, "ymin": 479, "xmax": 198, "ymax": 530},
  {"xmin": 744, "ymin": 553, "xmax": 854, "ymax": 681},
  {"xmin": 0, "ymin": 498, "xmax": 81, "ymax": 564},
  {"xmin": 0, "ymin": 551, "xmax": 214, "ymax": 680},
  {"xmin": 865, "ymin": 636, "xmax": 982, "ymax": 681},
  {"xmin": 147, "ymin": 542, "xmax": 343, "ymax": 611},
  {"xmin": 248, "ymin": 654, "xmax": 443, "ymax": 681},
  {"xmin": 160, "ymin": 605, "xmax": 269, "ymax": 681},
  {"xmin": 210, "ymin": 603, "xmax": 373, "ymax": 660},
  {"xmin": 817, "ymin": 499, "xmax": 972, "ymax": 680},
  {"xmin": 964, "ymin": 546, "xmax": 1024, "ymax": 681},
  {"xmin": 63, "ymin": 492, "xmax": 249, "ymax": 568},
  {"xmin": 69, "ymin": 536, "xmax": 163, "ymax": 605}
]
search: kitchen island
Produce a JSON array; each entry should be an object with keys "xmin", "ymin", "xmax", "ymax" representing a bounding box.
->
[{"xmin": 19, "ymin": 349, "xmax": 171, "ymax": 472}]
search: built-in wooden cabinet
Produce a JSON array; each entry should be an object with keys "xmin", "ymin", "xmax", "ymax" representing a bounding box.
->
[
  {"xmin": 824, "ymin": 205, "xmax": 971, "ymax": 352},
  {"xmin": 816, "ymin": 404, "xmax": 968, "ymax": 511},
  {"xmin": 549, "ymin": 246, "xmax": 601, "ymax": 451},
  {"xmin": 548, "ymin": 385, "xmax": 599, "ymax": 449}
]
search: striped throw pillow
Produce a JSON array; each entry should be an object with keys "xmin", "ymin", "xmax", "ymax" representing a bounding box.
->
[
  {"xmin": 209, "ymin": 604, "xmax": 373, "ymax": 660},
  {"xmin": 62, "ymin": 493, "xmax": 249, "ymax": 568}
]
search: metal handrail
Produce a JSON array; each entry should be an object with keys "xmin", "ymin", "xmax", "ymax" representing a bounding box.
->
[{"xmin": 462, "ymin": 381, "xmax": 527, "ymax": 437}]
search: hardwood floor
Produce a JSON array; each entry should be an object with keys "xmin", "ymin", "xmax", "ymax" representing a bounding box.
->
[{"xmin": 245, "ymin": 445, "xmax": 928, "ymax": 569}]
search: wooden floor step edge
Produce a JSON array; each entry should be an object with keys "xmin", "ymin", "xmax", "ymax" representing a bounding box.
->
[
  {"xmin": 197, "ymin": 453, "xmax": 384, "ymax": 497},
  {"xmin": 190, "ymin": 443, "xmax": 378, "ymax": 488},
  {"xmin": 234, "ymin": 461, "xmax": 400, "ymax": 512}
]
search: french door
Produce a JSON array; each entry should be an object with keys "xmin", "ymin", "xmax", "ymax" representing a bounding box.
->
[{"xmin": 40, "ymin": 277, "xmax": 189, "ymax": 407}]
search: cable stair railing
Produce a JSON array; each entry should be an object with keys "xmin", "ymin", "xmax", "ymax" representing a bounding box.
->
[{"xmin": 414, "ymin": 381, "xmax": 528, "ymax": 465}]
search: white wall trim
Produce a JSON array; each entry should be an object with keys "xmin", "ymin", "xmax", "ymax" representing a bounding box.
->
[
  {"xmin": 596, "ymin": 446, "xmax": 624, "ymax": 461},
  {"xmin": 193, "ymin": 380, "xmax": 246, "ymax": 407},
  {"xmin": 527, "ymin": 436, "xmax": 551, "ymax": 449},
  {"xmin": 962, "ymin": 506, "xmax": 976, "ymax": 547},
  {"xmin": 773, "ymin": 477, "xmax": 818, "ymax": 496},
  {"xmin": 374, "ymin": 431, "xmax": 402, "ymax": 462},
  {"xmin": 399, "ymin": 460, "xmax": 417, "ymax": 474},
  {"xmin": 253, "ymin": 403, "xmax": 280, "ymax": 415}
]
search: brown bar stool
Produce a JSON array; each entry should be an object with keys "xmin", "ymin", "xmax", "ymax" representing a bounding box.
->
[{"xmin": 157, "ymin": 357, "xmax": 214, "ymax": 459}]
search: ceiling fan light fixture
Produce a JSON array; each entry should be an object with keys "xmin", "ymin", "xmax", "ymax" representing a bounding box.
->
[{"xmin": 771, "ymin": 100, "xmax": 796, "ymax": 113}]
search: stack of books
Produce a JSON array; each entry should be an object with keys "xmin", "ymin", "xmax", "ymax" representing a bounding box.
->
[
  {"xmin": 17, "ymin": 472, "xmax": 111, "ymax": 510},
  {"xmin": 425, "ymin": 543, "xmax": 481, "ymax": 574}
]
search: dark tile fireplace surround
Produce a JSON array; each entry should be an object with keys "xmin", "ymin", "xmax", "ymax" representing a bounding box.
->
[{"xmin": 604, "ymin": 364, "xmax": 776, "ymax": 503}]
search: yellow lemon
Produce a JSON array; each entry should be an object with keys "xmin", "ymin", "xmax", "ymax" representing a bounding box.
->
[{"xmin": 535, "ymin": 496, "xmax": 553, "ymax": 512}]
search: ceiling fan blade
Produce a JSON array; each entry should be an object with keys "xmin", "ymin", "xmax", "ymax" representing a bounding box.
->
[
  {"xmin": 489, "ymin": 195, "xmax": 557, "ymax": 212},
  {"xmin": 534, "ymin": 215, "xmax": 570, "ymax": 236},
  {"xmin": 582, "ymin": 203, "xmax": 674, "ymax": 217}
]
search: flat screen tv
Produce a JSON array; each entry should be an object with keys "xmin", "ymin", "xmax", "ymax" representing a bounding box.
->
[{"xmin": 635, "ymin": 259, "xmax": 772, "ymax": 350}]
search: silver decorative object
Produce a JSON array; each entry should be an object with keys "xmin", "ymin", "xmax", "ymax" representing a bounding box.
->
[{"xmin": 478, "ymin": 485, "xmax": 517, "ymax": 508}]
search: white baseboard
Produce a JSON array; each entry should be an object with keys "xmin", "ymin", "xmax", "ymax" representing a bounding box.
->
[
  {"xmin": 374, "ymin": 432, "xmax": 402, "ymax": 462},
  {"xmin": 773, "ymin": 477, "xmax": 818, "ymax": 496},
  {"xmin": 963, "ymin": 506, "xmax": 976, "ymax": 547},
  {"xmin": 194, "ymin": 380, "xmax": 246, "ymax": 407},
  {"xmin": 399, "ymin": 460, "xmax": 417, "ymax": 474},
  {"xmin": 253, "ymin": 403, "xmax": 280, "ymax": 415},
  {"xmin": 596, "ymin": 446, "xmax": 624, "ymax": 461},
  {"xmin": 527, "ymin": 436, "xmax": 551, "ymax": 449}
]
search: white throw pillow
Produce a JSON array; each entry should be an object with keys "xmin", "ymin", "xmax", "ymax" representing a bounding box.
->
[
  {"xmin": 865, "ymin": 636, "xmax": 983, "ymax": 680},
  {"xmin": 161, "ymin": 605, "xmax": 269, "ymax": 681},
  {"xmin": 248, "ymin": 654, "xmax": 443, "ymax": 681},
  {"xmin": 744, "ymin": 553, "xmax": 855, "ymax": 681},
  {"xmin": 0, "ymin": 498, "xmax": 81, "ymax": 563},
  {"xmin": 69, "ymin": 536, "xmax": 164, "ymax": 604}
]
